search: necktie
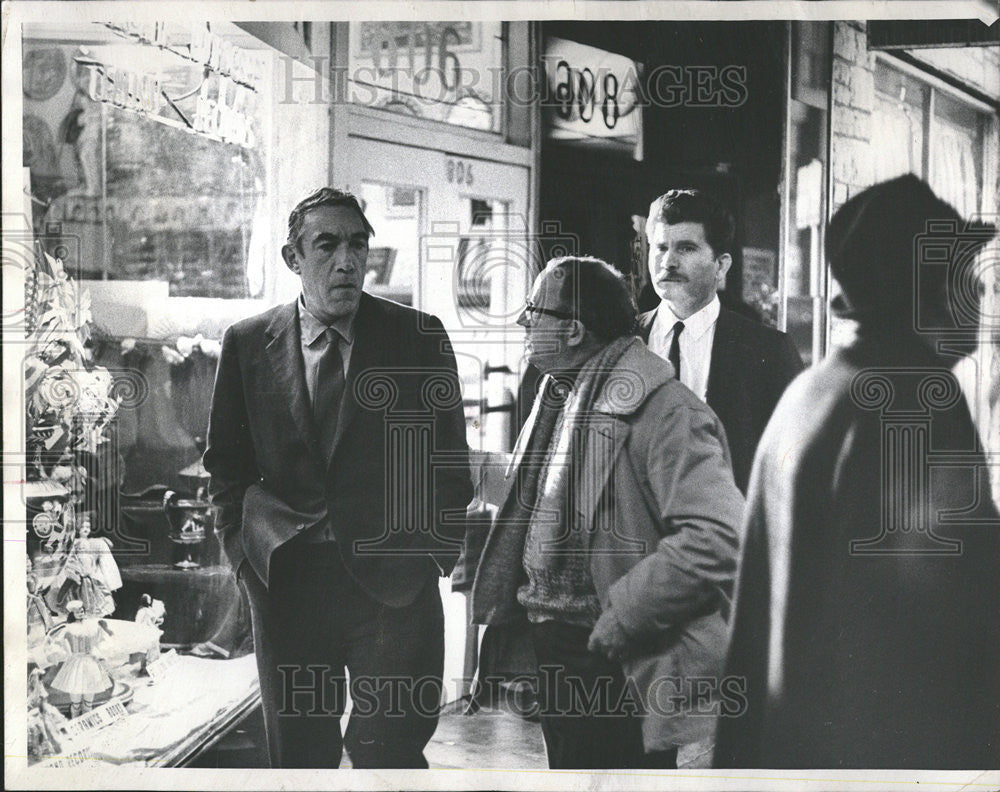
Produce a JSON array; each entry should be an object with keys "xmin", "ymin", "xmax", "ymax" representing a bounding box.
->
[
  {"xmin": 668, "ymin": 321, "xmax": 684, "ymax": 381},
  {"xmin": 313, "ymin": 328, "xmax": 345, "ymax": 462}
]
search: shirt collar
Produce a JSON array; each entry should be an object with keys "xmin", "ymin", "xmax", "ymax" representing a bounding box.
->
[
  {"xmin": 297, "ymin": 296, "xmax": 356, "ymax": 347},
  {"xmin": 659, "ymin": 294, "xmax": 721, "ymax": 341}
]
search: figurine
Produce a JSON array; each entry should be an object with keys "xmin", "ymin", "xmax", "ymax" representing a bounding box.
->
[
  {"xmin": 48, "ymin": 515, "xmax": 122, "ymax": 617},
  {"xmin": 49, "ymin": 601, "xmax": 113, "ymax": 719},
  {"xmin": 134, "ymin": 593, "xmax": 166, "ymax": 667},
  {"xmin": 27, "ymin": 557, "xmax": 54, "ymax": 646},
  {"xmin": 27, "ymin": 667, "xmax": 67, "ymax": 759}
]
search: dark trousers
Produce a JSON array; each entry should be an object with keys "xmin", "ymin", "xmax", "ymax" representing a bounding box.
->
[
  {"xmin": 530, "ymin": 621, "xmax": 679, "ymax": 770},
  {"xmin": 239, "ymin": 539, "xmax": 444, "ymax": 768}
]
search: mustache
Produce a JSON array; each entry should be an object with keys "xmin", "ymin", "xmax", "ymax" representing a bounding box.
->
[{"xmin": 656, "ymin": 272, "xmax": 686, "ymax": 282}]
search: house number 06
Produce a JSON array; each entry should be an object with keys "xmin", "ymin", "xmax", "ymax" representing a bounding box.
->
[{"xmin": 446, "ymin": 159, "xmax": 474, "ymax": 186}]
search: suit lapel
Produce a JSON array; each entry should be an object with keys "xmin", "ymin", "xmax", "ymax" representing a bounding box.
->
[
  {"xmin": 264, "ymin": 302, "xmax": 320, "ymax": 460},
  {"xmin": 637, "ymin": 309, "xmax": 656, "ymax": 343},
  {"xmin": 706, "ymin": 308, "xmax": 735, "ymax": 413}
]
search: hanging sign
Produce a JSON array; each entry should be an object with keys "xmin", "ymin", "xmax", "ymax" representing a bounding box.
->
[{"xmin": 543, "ymin": 37, "xmax": 643, "ymax": 157}]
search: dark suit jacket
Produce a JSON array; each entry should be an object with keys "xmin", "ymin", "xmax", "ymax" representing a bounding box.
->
[
  {"xmin": 639, "ymin": 306, "xmax": 804, "ymax": 492},
  {"xmin": 203, "ymin": 293, "xmax": 473, "ymax": 607}
]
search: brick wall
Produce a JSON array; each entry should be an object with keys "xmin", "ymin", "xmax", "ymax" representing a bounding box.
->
[{"xmin": 830, "ymin": 22, "xmax": 877, "ymax": 210}]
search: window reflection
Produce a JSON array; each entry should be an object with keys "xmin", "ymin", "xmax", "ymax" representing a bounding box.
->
[
  {"xmin": 348, "ymin": 22, "xmax": 503, "ymax": 133},
  {"xmin": 357, "ymin": 182, "xmax": 422, "ymax": 306}
]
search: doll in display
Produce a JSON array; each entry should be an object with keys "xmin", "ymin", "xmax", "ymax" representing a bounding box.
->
[
  {"xmin": 27, "ymin": 666, "xmax": 67, "ymax": 759},
  {"xmin": 49, "ymin": 514, "xmax": 122, "ymax": 617},
  {"xmin": 48, "ymin": 600, "xmax": 113, "ymax": 719},
  {"xmin": 134, "ymin": 593, "xmax": 166, "ymax": 668},
  {"xmin": 27, "ymin": 556, "xmax": 54, "ymax": 646}
]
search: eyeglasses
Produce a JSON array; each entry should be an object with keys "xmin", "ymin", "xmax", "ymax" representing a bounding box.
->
[{"xmin": 523, "ymin": 302, "xmax": 576, "ymax": 323}]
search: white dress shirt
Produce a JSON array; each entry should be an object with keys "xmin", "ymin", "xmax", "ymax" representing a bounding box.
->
[{"xmin": 647, "ymin": 294, "xmax": 721, "ymax": 402}]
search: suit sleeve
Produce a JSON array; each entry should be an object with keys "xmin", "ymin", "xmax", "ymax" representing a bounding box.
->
[
  {"xmin": 203, "ymin": 326, "xmax": 257, "ymax": 573},
  {"xmin": 422, "ymin": 314, "xmax": 474, "ymax": 575},
  {"xmin": 606, "ymin": 401, "xmax": 745, "ymax": 636}
]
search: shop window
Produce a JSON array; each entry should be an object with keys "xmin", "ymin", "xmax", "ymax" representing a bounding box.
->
[
  {"xmin": 874, "ymin": 59, "xmax": 991, "ymax": 218},
  {"xmin": 24, "ymin": 24, "xmax": 270, "ymax": 300},
  {"xmin": 347, "ymin": 21, "xmax": 504, "ymax": 133}
]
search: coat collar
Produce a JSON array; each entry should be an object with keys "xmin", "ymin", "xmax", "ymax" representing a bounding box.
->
[
  {"xmin": 263, "ymin": 294, "xmax": 383, "ymax": 468},
  {"xmin": 263, "ymin": 302, "xmax": 316, "ymax": 459},
  {"xmin": 589, "ymin": 337, "xmax": 673, "ymax": 416}
]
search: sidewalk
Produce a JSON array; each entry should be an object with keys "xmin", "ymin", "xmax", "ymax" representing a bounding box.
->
[{"xmin": 424, "ymin": 700, "xmax": 714, "ymax": 770}]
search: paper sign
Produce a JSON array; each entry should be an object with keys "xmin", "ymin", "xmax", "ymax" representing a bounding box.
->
[
  {"xmin": 37, "ymin": 748, "xmax": 91, "ymax": 768},
  {"xmin": 145, "ymin": 648, "xmax": 180, "ymax": 682},
  {"xmin": 56, "ymin": 699, "xmax": 129, "ymax": 740}
]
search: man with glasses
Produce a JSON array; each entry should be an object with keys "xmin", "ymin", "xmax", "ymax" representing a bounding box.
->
[{"xmin": 472, "ymin": 256, "xmax": 744, "ymax": 768}]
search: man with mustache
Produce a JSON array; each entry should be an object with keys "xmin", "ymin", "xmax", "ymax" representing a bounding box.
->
[
  {"xmin": 639, "ymin": 189, "xmax": 803, "ymax": 492},
  {"xmin": 204, "ymin": 187, "xmax": 472, "ymax": 768}
]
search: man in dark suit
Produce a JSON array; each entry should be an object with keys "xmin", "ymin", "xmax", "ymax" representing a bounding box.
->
[
  {"xmin": 638, "ymin": 189, "xmax": 803, "ymax": 492},
  {"xmin": 204, "ymin": 188, "xmax": 472, "ymax": 768}
]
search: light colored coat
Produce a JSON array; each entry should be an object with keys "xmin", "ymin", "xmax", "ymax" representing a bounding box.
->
[{"xmin": 472, "ymin": 338, "xmax": 745, "ymax": 750}]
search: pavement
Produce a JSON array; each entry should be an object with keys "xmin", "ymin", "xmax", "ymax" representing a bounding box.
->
[{"xmin": 423, "ymin": 698, "xmax": 715, "ymax": 770}]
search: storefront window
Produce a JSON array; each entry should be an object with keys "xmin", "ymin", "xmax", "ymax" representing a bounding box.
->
[
  {"xmin": 24, "ymin": 23, "xmax": 270, "ymax": 299},
  {"xmin": 874, "ymin": 58, "xmax": 991, "ymax": 218},
  {"xmin": 872, "ymin": 63, "xmax": 927, "ymax": 184},
  {"xmin": 347, "ymin": 21, "xmax": 504, "ymax": 133},
  {"xmin": 781, "ymin": 22, "xmax": 831, "ymax": 366}
]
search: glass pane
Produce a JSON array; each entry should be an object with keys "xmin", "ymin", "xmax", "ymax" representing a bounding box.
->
[
  {"xmin": 347, "ymin": 22, "xmax": 503, "ymax": 133},
  {"xmin": 873, "ymin": 61, "xmax": 926, "ymax": 184},
  {"xmin": 453, "ymin": 198, "xmax": 515, "ymax": 451},
  {"xmin": 781, "ymin": 22, "xmax": 831, "ymax": 366},
  {"xmin": 25, "ymin": 27, "xmax": 270, "ymax": 299},
  {"xmin": 930, "ymin": 90, "xmax": 984, "ymax": 219},
  {"xmin": 357, "ymin": 181, "xmax": 422, "ymax": 306},
  {"xmin": 784, "ymin": 112, "xmax": 825, "ymax": 366}
]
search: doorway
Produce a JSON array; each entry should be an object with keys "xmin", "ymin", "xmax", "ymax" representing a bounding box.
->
[{"xmin": 345, "ymin": 135, "xmax": 531, "ymax": 701}]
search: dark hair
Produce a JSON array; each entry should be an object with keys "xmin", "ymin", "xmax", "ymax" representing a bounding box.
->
[
  {"xmin": 544, "ymin": 256, "xmax": 637, "ymax": 342},
  {"xmin": 646, "ymin": 189, "xmax": 735, "ymax": 256},
  {"xmin": 287, "ymin": 187, "xmax": 374, "ymax": 250},
  {"xmin": 66, "ymin": 611, "xmax": 78, "ymax": 623},
  {"xmin": 139, "ymin": 593, "xmax": 152, "ymax": 607}
]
